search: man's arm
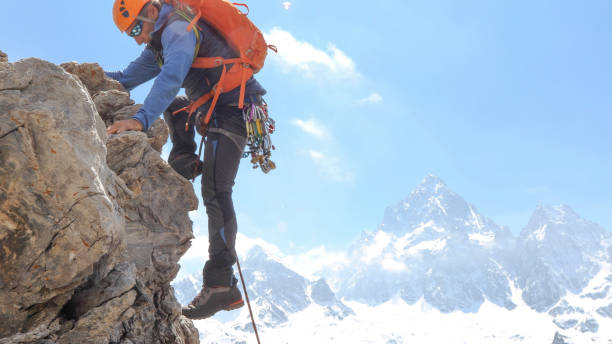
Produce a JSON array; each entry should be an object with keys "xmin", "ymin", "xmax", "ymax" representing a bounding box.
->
[
  {"xmin": 107, "ymin": 21, "xmax": 197, "ymax": 134},
  {"xmin": 105, "ymin": 48, "xmax": 160, "ymax": 134},
  {"xmin": 130, "ymin": 21, "xmax": 197, "ymax": 131},
  {"xmin": 105, "ymin": 48, "xmax": 161, "ymax": 91}
]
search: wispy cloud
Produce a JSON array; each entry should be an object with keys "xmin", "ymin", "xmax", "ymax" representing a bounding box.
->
[
  {"xmin": 283, "ymin": 246, "xmax": 349, "ymax": 280},
  {"xmin": 309, "ymin": 150, "xmax": 354, "ymax": 183},
  {"xmin": 178, "ymin": 231, "xmax": 350, "ymax": 289},
  {"xmin": 181, "ymin": 227, "xmax": 208, "ymax": 259},
  {"xmin": 264, "ymin": 28, "xmax": 358, "ymax": 79},
  {"xmin": 282, "ymin": 1, "xmax": 292, "ymax": 10},
  {"xmin": 235, "ymin": 233, "xmax": 284, "ymax": 259},
  {"xmin": 360, "ymin": 92, "xmax": 383, "ymax": 104},
  {"xmin": 292, "ymin": 119, "xmax": 328, "ymax": 139},
  {"xmin": 381, "ymin": 254, "xmax": 407, "ymax": 272}
]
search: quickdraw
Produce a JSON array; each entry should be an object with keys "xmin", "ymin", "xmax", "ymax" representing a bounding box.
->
[{"xmin": 243, "ymin": 100, "xmax": 276, "ymax": 173}]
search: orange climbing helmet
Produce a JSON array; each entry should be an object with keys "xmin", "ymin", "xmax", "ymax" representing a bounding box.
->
[{"xmin": 113, "ymin": 0, "xmax": 150, "ymax": 33}]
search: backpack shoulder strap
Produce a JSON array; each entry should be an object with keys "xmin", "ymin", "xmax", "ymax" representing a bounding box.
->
[{"xmin": 171, "ymin": 7, "xmax": 202, "ymax": 61}]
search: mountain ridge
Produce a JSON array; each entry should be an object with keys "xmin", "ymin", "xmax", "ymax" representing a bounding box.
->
[{"xmin": 173, "ymin": 175, "xmax": 612, "ymax": 343}]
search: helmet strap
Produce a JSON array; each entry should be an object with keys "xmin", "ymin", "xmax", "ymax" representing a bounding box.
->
[{"xmin": 136, "ymin": 15, "xmax": 156, "ymax": 24}]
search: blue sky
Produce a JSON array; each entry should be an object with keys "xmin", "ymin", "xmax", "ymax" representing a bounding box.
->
[{"xmin": 2, "ymin": 0, "xmax": 611, "ymax": 254}]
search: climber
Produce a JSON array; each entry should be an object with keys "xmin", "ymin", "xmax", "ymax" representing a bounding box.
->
[{"xmin": 105, "ymin": 0, "xmax": 267, "ymax": 320}]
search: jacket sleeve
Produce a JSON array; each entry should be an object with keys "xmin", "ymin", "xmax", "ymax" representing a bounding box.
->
[
  {"xmin": 104, "ymin": 48, "xmax": 161, "ymax": 91},
  {"xmin": 130, "ymin": 21, "xmax": 197, "ymax": 131}
]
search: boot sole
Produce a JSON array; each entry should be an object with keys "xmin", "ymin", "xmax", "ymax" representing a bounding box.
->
[{"xmin": 183, "ymin": 299, "xmax": 245, "ymax": 320}]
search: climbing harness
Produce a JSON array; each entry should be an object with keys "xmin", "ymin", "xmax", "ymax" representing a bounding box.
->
[
  {"xmin": 186, "ymin": 99, "xmax": 276, "ymax": 182},
  {"xmin": 242, "ymin": 100, "xmax": 276, "ymax": 173},
  {"xmin": 237, "ymin": 257, "xmax": 261, "ymax": 344}
]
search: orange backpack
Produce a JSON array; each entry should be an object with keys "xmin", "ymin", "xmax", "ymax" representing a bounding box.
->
[{"xmin": 165, "ymin": 0, "xmax": 276, "ymax": 131}]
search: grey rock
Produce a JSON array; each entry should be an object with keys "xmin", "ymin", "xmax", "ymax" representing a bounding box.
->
[
  {"xmin": 176, "ymin": 317, "xmax": 200, "ymax": 344},
  {"xmin": 64, "ymin": 262, "xmax": 137, "ymax": 318},
  {"xmin": 596, "ymin": 303, "xmax": 612, "ymax": 318},
  {"xmin": 93, "ymin": 89, "xmax": 134, "ymax": 125},
  {"xmin": 58, "ymin": 290, "xmax": 137, "ymax": 344},
  {"xmin": 579, "ymin": 318, "xmax": 599, "ymax": 333},
  {"xmin": 548, "ymin": 300, "xmax": 584, "ymax": 317},
  {"xmin": 0, "ymin": 59, "xmax": 32, "ymax": 91},
  {"xmin": 311, "ymin": 278, "xmax": 335, "ymax": 304},
  {"xmin": 60, "ymin": 62, "xmax": 123, "ymax": 96},
  {"xmin": 111, "ymin": 104, "xmax": 141, "ymax": 121},
  {"xmin": 553, "ymin": 318, "xmax": 578, "ymax": 330},
  {"xmin": 0, "ymin": 58, "xmax": 199, "ymax": 343},
  {"xmin": 148, "ymin": 118, "xmax": 169, "ymax": 152},
  {"xmin": 63, "ymin": 63, "xmax": 169, "ymax": 154},
  {"xmin": 310, "ymin": 278, "xmax": 354, "ymax": 320},
  {"xmin": 0, "ymin": 50, "xmax": 7, "ymax": 63},
  {"xmin": 0, "ymin": 58, "xmax": 124, "ymax": 338},
  {"xmin": 0, "ymin": 320, "xmax": 60, "ymax": 344},
  {"xmin": 552, "ymin": 332, "xmax": 574, "ymax": 344},
  {"xmin": 583, "ymin": 285, "xmax": 610, "ymax": 300}
]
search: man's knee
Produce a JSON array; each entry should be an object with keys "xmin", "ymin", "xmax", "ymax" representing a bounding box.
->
[{"xmin": 165, "ymin": 96, "xmax": 190, "ymax": 115}]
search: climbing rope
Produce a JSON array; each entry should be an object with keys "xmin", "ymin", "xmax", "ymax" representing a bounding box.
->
[
  {"xmin": 236, "ymin": 258, "xmax": 261, "ymax": 344},
  {"xmin": 243, "ymin": 100, "xmax": 276, "ymax": 173}
]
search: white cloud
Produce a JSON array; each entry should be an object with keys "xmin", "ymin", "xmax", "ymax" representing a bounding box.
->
[
  {"xmin": 264, "ymin": 28, "xmax": 358, "ymax": 78},
  {"xmin": 181, "ymin": 231, "xmax": 208, "ymax": 260},
  {"xmin": 292, "ymin": 119, "xmax": 328, "ymax": 139},
  {"xmin": 361, "ymin": 230, "xmax": 392, "ymax": 263},
  {"xmin": 282, "ymin": 1, "xmax": 292, "ymax": 10},
  {"xmin": 235, "ymin": 233, "xmax": 284, "ymax": 260},
  {"xmin": 360, "ymin": 92, "xmax": 383, "ymax": 104},
  {"xmin": 178, "ymin": 231, "xmax": 350, "ymax": 289},
  {"xmin": 189, "ymin": 210, "xmax": 201, "ymax": 219},
  {"xmin": 309, "ymin": 150, "xmax": 354, "ymax": 183},
  {"xmin": 381, "ymin": 254, "xmax": 407, "ymax": 272},
  {"xmin": 283, "ymin": 246, "xmax": 349, "ymax": 280}
]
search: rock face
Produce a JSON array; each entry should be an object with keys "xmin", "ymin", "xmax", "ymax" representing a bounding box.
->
[{"xmin": 0, "ymin": 52, "xmax": 198, "ymax": 343}]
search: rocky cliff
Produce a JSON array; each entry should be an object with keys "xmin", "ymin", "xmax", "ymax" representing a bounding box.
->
[{"xmin": 0, "ymin": 50, "xmax": 200, "ymax": 344}]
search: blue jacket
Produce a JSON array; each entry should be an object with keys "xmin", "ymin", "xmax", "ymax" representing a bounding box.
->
[{"xmin": 106, "ymin": 4, "xmax": 266, "ymax": 131}]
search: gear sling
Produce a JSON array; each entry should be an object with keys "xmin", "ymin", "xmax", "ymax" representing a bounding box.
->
[{"xmin": 167, "ymin": 0, "xmax": 276, "ymax": 133}]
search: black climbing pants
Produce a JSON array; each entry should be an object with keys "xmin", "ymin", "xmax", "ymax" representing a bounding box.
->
[{"xmin": 164, "ymin": 96, "xmax": 247, "ymax": 287}]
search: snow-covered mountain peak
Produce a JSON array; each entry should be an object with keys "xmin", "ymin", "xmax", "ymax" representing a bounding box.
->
[
  {"xmin": 410, "ymin": 174, "xmax": 458, "ymax": 210},
  {"xmin": 520, "ymin": 205, "xmax": 611, "ymax": 248},
  {"xmin": 417, "ymin": 174, "xmax": 449, "ymax": 194},
  {"xmin": 516, "ymin": 205, "xmax": 612, "ymax": 313},
  {"xmin": 245, "ymin": 244, "xmax": 269, "ymax": 261},
  {"xmin": 529, "ymin": 204, "xmax": 582, "ymax": 227},
  {"xmin": 381, "ymin": 176, "xmax": 508, "ymax": 243}
]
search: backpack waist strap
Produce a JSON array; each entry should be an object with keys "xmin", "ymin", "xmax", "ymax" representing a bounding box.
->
[{"xmin": 173, "ymin": 58, "xmax": 254, "ymax": 132}]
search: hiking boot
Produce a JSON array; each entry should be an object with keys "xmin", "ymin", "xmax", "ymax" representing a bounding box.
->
[
  {"xmin": 168, "ymin": 153, "xmax": 202, "ymax": 180},
  {"xmin": 182, "ymin": 282, "xmax": 244, "ymax": 320}
]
